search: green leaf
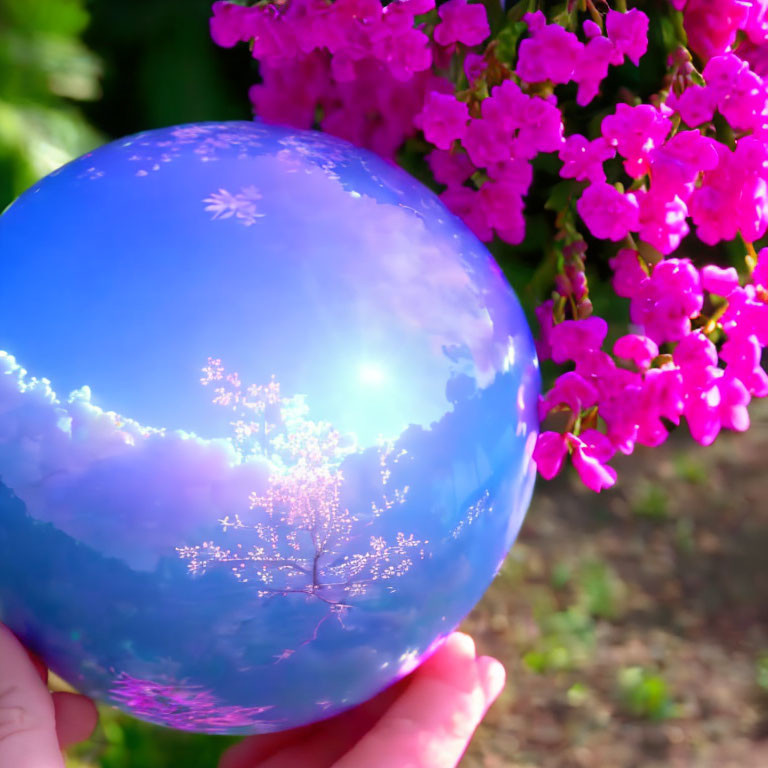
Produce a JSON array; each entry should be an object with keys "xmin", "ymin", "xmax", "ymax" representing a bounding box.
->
[
  {"xmin": 544, "ymin": 179, "xmax": 575, "ymax": 213},
  {"xmin": 495, "ymin": 20, "xmax": 529, "ymax": 68}
]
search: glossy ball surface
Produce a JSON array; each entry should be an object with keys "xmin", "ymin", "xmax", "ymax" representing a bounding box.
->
[{"xmin": 0, "ymin": 121, "xmax": 538, "ymax": 734}]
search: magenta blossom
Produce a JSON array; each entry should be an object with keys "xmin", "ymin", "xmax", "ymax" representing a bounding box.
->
[
  {"xmin": 416, "ymin": 92, "xmax": 469, "ymax": 149},
  {"xmin": 214, "ymin": 0, "xmax": 768, "ymax": 493},
  {"xmin": 433, "ymin": 0, "xmax": 489, "ymax": 47},
  {"xmin": 577, "ymin": 182, "xmax": 639, "ymax": 241},
  {"xmin": 606, "ymin": 8, "xmax": 649, "ymax": 66},
  {"xmin": 549, "ymin": 317, "xmax": 609, "ymax": 365}
]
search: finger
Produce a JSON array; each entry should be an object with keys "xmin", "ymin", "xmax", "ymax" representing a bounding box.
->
[
  {"xmin": 219, "ymin": 727, "xmax": 317, "ymax": 768},
  {"xmin": 52, "ymin": 692, "xmax": 98, "ymax": 749},
  {"xmin": 219, "ymin": 633, "xmax": 481, "ymax": 768},
  {"xmin": 219, "ymin": 673, "xmax": 415, "ymax": 768},
  {"xmin": 246, "ymin": 634, "xmax": 472, "ymax": 768},
  {"xmin": 0, "ymin": 624, "xmax": 65, "ymax": 768},
  {"xmin": 475, "ymin": 655, "xmax": 507, "ymax": 704},
  {"xmin": 24, "ymin": 650, "xmax": 48, "ymax": 687},
  {"xmin": 253, "ymin": 672, "xmax": 417, "ymax": 768},
  {"xmin": 333, "ymin": 633, "xmax": 506, "ymax": 768}
]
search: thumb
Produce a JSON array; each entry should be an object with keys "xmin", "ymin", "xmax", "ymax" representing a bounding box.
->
[{"xmin": 0, "ymin": 625, "xmax": 65, "ymax": 768}]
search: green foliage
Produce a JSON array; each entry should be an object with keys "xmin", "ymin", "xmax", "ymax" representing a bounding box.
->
[
  {"xmin": 632, "ymin": 482, "xmax": 670, "ymax": 520},
  {"xmin": 674, "ymin": 453, "xmax": 707, "ymax": 485},
  {"xmin": 67, "ymin": 706, "xmax": 236, "ymax": 768},
  {"xmin": 81, "ymin": 0, "xmax": 253, "ymax": 139},
  {"xmin": 757, "ymin": 653, "xmax": 768, "ymax": 692},
  {"xmin": 575, "ymin": 559, "xmax": 627, "ymax": 620},
  {"xmin": 0, "ymin": 0, "xmax": 102, "ymax": 210},
  {"xmin": 523, "ymin": 605, "xmax": 596, "ymax": 673},
  {"xmin": 566, "ymin": 681, "xmax": 590, "ymax": 707},
  {"xmin": 617, "ymin": 666, "xmax": 677, "ymax": 721},
  {"xmin": 494, "ymin": 20, "xmax": 528, "ymax": 68},
  {"xmin": 524, "ymin": 555, "xmax": 627, "ymax": 674}
]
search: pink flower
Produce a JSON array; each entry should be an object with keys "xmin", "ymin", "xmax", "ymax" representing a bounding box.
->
[
  {"xmin": 610, "ymin": 249, "xmax": 649, "ymax": 299},
  {"xmin": 634, "ymin": 366, "xmax": 684, "ymax": 446},
  {"xmin": 583, "ymin": 20, "xmax": 602, "ymax": 39},
  {"xmin": 630, "ymin": 258, "xmax": 703, "ymax": 344},
  {"xmin": 250, "ymin": 53, "xmax": 328, "ymax": 129},
  {"xmin": 613, "ymin": 334, "xmax": 659, "ymax": 370},
  {"xmin": 523, "ymin": 10, "xmax": 546, "ymax": 34},
  {"xmin": 718, "ymin": 374, "xmax": 751, "ymax": 431},
  {"xmin": 721, "ymin": 286, "xmax": 768, "ymax": 346},
  {"xmin": 674, "ymin": 331, "xmax": 719, "ymax": 376},
  {"xmin": 416, "ymin": 92, "xmax": 469, "ymax": 149},
  {"xmin": 213, "ymin": 0, "xmax": 768, "ymax": 494},
  {"xmin": 606, "ymin": 9, "xmax": 649, "ymax": 66},
  {"xmin": 533, "ymin": 431, "xmax": 568, "ymax": 480},
  {"xmin": 556, "ymin": 263, "xmax": 588, "ymax": 303},
  {"xmin": 534, "ymin": 300, "xmax": 554, "ymax": 361},
  {"xmin": 743, "ymin": 0, "xmax": 768, "ymax": 44},
  {"xmin": 735, "ymin": 36, "xmax": 768, "ymax": 77},
  {"xmin": 683, "ymin": 0, "xmax": 749, "ymax": 61},
  {"xmin": 635, "ymin": 189, "xmax": 689, "ymax": 255},
  {"xmin": 649, "ymin": 131, "xmax": 719, "ymax": 200},
  {"xmin": 464, "ymin": 52, "xmax": 485, "ymax": 85},
  {"xmin": 692, "ymin": 138, "xmax": 768, "ymax": 245},
  {"xmin": 377, "ymin": 26, "xmax": 433, "ymax": 80},
  {"xmin": 574, "ymin": 35, "xmax": 614, "ymax": 106},
  {"xmin": 559, "ymin": 135, "xmax": 615, "ymax": 184},
  {"xmin": 577, "ymin": 182, "xmax": 639, "ymax": 242},
  {"xmin": 669, "ymin": 85, "xmax": 718, "ymax": 127},
  {"xmin": 478, "ymin": 180, "xmax": 526, "ymax": 244},
  {"xmin": 568, "ymin": 430, "xmax": 617, "ymax": 492},
  {"xmin": 485, "ymin": 156, "xmax": 532, "ymax": 193},
  {"xmin": 601, "ymin": 104, "xmax": 672, "ymax": 178},
  {"xmin": 540, "ymin": 371, "xmax": 599, "ymax": 419},
  {"xmin": 426, "ymin": 149, "xmax": 474, "ymax": 185},
  {"xmin": 210, "ymin": 1, "xmax": 252, "ymax": 48},
  {"xmin": 433, "ymin": 0, "xmax": 490, "ymax": 47},
  {"xmin": 462, "ymin": 117, "xmax": 512, "ymax": 168},
  {"xmin": 515, "ymin": 96, "xmax": 564, "ymax": 156},
  {"xmin": 549, "ymin": 317, "xmax": 608, "ymax": 365},
  {"xmin": 440, "ymin": 185, "xmax": 491, "ymax": 241},
  {"xmin": 684, "ymin": 384, "xmax": 722, "ymax": 445},
  {"xmin": 721, "ymin": 334, "xmax": 768, "ymax": 396},
  {"xmin": 704, "ymin": 54, "xmax": 768, "ymax": 133},
  {"xmin": 481, "ymin": 80, "xmax": 528, "ymax": 132},
  {"xmin": 393, "ymin": 0, "xmax": 435, "ymax": 13},
  {"xmin": 516, "ymin": 21, "xmax": 583, "ymax": 84},
  {"xmin": 249, "ymin": 9, "xmax": 298, "ymax": 61},
  {"xmin": 703, "ymin": 53, "xmax": 748, "ymax": 97},
  {"xmin": 701, "ymin": 265, "xmax": 740, "ymax": 296},
  {"xmin": 533, "ymin": 430, "xmax": 617, "ymax": 492},
  {"xmin": 754, "ymin": 247, "xmax": 768, "ymax": 288}
]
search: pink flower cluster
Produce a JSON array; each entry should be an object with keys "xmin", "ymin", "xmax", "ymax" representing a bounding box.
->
[
  {"xmin": 212, "ymin": 1, "xmax": 768, "ymax": 491},
  {"xmin": 536, "ymin": 251, "xmax": 768, "ymax": 491},
  {"xmin": 676, "ymin": 0, "xmax": 768, "ymax": 62},
  {"xmin": 211, "ymin": 0, "xmax": 469, "ymax": 158}
]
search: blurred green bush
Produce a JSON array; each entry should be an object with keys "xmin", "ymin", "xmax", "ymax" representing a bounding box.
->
[
  {"xmin": 0, "ymin": 0, "xmax": 102, "ymax": 211},
  {"xmin": 0, "ymin": 0, "xmax": 254, "ymax": 214}
]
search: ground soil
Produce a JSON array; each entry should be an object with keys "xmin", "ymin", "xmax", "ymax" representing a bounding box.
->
[{"xmin": 460, "ymin": 401, "xmax": 768, "ymax": 768}]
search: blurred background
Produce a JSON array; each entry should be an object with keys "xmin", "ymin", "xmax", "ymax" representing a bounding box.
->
[{"xmin": 1, "ymin": 0, "xmax": 767, "ymax": 765}]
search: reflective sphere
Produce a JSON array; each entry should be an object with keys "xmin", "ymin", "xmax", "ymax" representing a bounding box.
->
[{"xmin": 0, "ymin": 121, "xmax": 538, "ymax": 734}]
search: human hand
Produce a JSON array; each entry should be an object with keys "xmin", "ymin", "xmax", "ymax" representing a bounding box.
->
[
  {"xmin": 0, "ymin": 623, "xmax": 98, "ymax": 768},
  {"xmin": 219, "ymin": 632, "xmax": 505, "ymax": 768}
]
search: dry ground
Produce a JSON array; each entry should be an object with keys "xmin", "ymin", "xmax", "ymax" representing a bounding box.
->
[{"xmin": 461, "ymin": 402, "xmax": 768, "ymax": 768}]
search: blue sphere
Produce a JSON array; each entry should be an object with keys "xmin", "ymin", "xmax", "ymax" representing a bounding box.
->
[{"xmin": 0, "ymin": 121, "xmax": 538, "ymax": 734}]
